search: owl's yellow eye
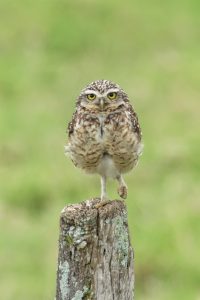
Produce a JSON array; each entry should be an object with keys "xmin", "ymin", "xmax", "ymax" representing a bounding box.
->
[
  {"xmin": 87, "ymin": 93, "xmax": 96, "ymax": 101},
  {"xmin": 107, "ymin": 92, "xmax": 117, "ymax": 100}
]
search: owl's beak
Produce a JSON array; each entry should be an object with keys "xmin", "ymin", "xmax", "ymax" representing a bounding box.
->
[{"xmin": 99, "ymin": 98, "xmax": 105, "ymax": 110}]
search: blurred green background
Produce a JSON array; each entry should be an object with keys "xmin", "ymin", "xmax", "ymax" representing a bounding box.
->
[{"xmin": 0, "ymin": 0, "xmax": 199, "ymax": 299}]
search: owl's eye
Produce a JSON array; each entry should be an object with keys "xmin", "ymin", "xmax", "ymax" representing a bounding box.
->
[
  {"xmin": 87, "ymin": 93, "xmax": 96, "ymax": 101},
  {"xmin": 107, "ymin": 92, "xmax": 117, "ymax": 100}
]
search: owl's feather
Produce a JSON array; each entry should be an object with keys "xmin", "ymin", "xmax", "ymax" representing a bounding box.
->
[{"xmin": 65, "ymin": 80, "xmax": 143, "ymax": 200}]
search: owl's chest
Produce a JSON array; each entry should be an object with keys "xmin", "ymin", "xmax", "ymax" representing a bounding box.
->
[
  {"xmin": 99, "ymin": 113, "xmax": 128, "ymax": 141},
  {"xmin": 74, "ymin": 111, "xmax": 130, "ymax": 144}
]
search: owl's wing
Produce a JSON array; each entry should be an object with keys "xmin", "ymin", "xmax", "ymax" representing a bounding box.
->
[
  {"xmin": 67, "ymin": 110, "xmax": 78, "ymax": 137},
  {"xmin": 128, "ymin": 103, "xmax": 142, "ymax": 141}
]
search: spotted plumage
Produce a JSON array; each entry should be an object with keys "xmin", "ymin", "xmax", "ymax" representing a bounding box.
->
[{"xmin": 65, "ymin": 79, "xmax": 143, "ymax": 201}]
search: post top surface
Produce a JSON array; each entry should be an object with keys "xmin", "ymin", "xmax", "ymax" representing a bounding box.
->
[{"xmin": 60, "ymin": 198, "xmax": 126, "ymax": 223}]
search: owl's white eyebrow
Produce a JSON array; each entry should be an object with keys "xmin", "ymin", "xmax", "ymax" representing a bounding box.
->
[
  {"xmin": 84, "ymin": 90, "xmax": 100, "ymax": 96},
  {"xmin": 84, "ymin": 88, "xmax": 119, "ymax": 97},
  {"xmin": 105, "ymin": 88, "xmax": 119, "ymax": 95}
]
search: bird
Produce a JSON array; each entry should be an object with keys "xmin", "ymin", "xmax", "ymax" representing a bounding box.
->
[{"xmin": 65, "ymin": 79, "xmax": 143, "ymax": 203}]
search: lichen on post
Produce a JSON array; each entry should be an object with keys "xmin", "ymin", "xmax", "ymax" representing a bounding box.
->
[{"xmin": 56, "ymin": 198, "xmax": 134, "ymax": 300}]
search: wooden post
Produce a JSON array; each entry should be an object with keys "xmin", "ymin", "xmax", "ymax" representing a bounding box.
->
[{"xmin": 56, "ymin": 198, "xmax": 134, "ymax": 300}]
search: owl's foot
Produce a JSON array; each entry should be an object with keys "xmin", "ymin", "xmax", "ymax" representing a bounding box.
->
[
  {"xmin": 116, "ymin": 175, "xmax": 128, "ymax": 199},
  {"xmin": 95, "ymin": 198, "xmax": 111, "ymax": 209},
  {"xmin": 118, "ymin": 185, "xmax": 128, "ymax": 199}
]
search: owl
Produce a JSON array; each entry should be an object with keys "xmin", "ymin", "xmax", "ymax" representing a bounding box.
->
[{"xmin": 65, "ymin": 80, "xmax": 143, "ymax": 203}]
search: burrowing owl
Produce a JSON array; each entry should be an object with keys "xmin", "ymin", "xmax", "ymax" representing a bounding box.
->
[{"xmin": 65, "ymin": 80, "xmax": 143, "ymax": 202}]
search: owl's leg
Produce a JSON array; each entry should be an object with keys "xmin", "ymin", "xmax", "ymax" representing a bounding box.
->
[
  {"xmin": 116, "ymin": 175, "xmax": 128, "ymax": 199},
  {"xmin": 100, "ymin": 176, "xmax": 107, "ymax": 201},
  {"xmin": 95, "ymin": 176, "xmax": 110, "ymax": 208}
]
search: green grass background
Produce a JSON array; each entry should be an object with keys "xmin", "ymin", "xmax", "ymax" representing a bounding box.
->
[{"xmin": 0, "ymin": 0, "xmax": 199, "ymax": 299}]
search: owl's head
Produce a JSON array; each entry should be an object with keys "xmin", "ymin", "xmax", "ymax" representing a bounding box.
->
[{"xmin": 77, "ymin": 79, "xmax": 129, "ymax": 112}]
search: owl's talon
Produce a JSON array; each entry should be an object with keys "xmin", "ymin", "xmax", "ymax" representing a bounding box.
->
[
  {"xmin": 94, "ymin": 198, "xmax": 111, "ymax": 209},
  {"xmin": 118, "ymin": 185, "xmax": 128, "ymax": 199}
]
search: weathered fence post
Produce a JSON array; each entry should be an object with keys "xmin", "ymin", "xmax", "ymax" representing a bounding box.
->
[{"xmin": 56, "ymin": 198, "xmax": 134, "ymax": 300}]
